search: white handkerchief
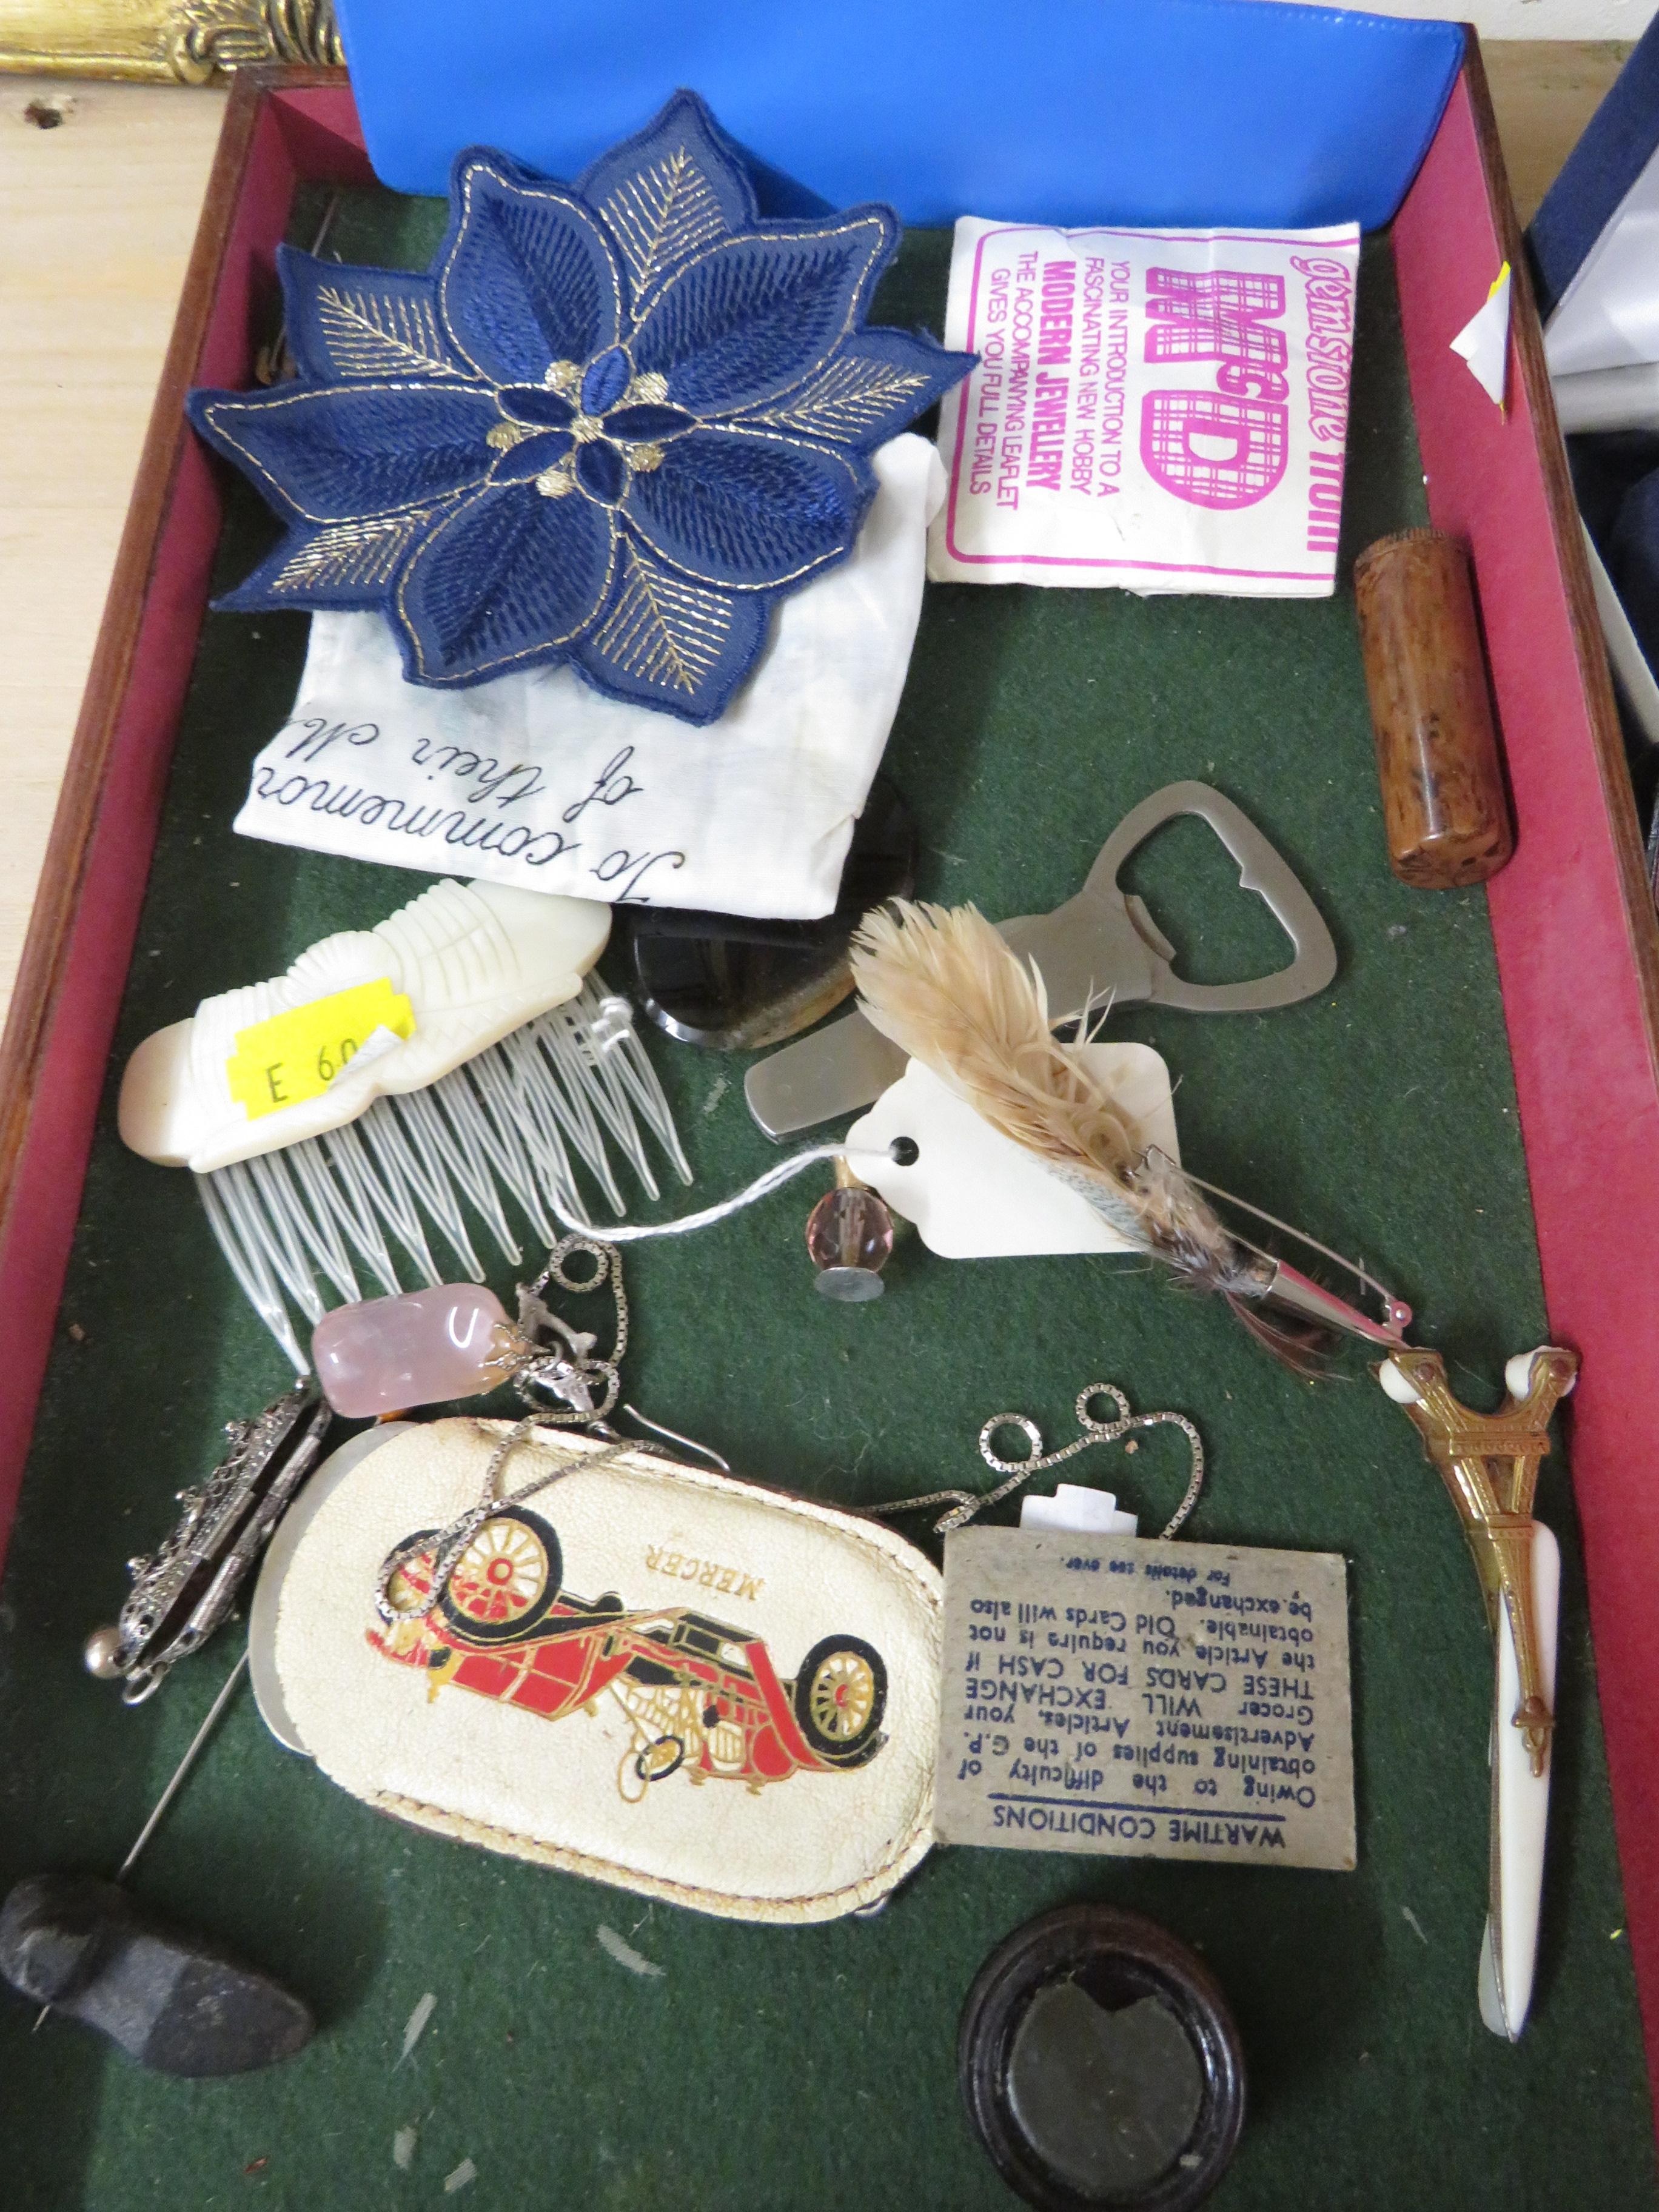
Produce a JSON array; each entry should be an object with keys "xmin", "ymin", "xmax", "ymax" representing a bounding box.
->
[
  {"xmin": 928, "ymin": 218, "xmax": 1359, "ymax": 596},
  {"xmin": 235, "ymin": 436, "xmax": 945, "ymax": 920}
]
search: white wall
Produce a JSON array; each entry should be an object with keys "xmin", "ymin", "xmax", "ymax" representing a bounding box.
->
[{"xmin": 1266, "ymin": 0, "xmax": 1653, "ymax": 42}]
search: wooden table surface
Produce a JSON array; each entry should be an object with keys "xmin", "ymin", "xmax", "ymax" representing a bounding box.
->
[{"xmin": 0, "ymin": 45, "xmax": 1634, "ymax": 1036}]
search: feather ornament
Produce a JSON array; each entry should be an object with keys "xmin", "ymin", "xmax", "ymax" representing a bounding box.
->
[{"xmin": 849, "ymin": 901, "xmax": 1327, "ymax": 1370}]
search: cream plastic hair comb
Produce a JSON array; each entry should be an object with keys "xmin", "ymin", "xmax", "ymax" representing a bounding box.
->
[{"xmin": 119, "ymin": 879, "xmax": 689, "ymax": 1368}]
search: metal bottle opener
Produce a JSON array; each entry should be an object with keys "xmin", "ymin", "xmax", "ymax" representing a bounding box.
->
[{"xmin": 744, "ymin": 781, "xmax": 1338, "ymax": 1138}]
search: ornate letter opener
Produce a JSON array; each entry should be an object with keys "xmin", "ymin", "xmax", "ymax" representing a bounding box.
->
[
  {"xmin": 1171, "ymin": 1217, "xmax": 1575, "ymax": 2042},
  {"xmin": 1201, "ymin": 1253, "xmax": 1574, "ymax": 2040},
  {"xmin": 1378, "ymin": 1345, "xmax": 1578, "ymax": 2040}
]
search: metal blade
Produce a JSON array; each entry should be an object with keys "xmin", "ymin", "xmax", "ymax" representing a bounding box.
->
[{"xmin": 744, "ymin": 1014, "xmax": 908, "ymax": 1140}]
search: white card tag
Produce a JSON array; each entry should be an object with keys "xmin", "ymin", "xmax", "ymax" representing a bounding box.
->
[
  {"xmin": 936, "ymin": 1527, "xmax": 1355, "ymax": 1871},
  {"xmin": 843, "ymin": 1043, "xmax": 1177, "ymax": 1258}
]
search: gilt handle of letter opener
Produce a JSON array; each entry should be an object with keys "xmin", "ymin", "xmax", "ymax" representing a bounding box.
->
[
  {"xmin": 1378, "ymin": 1345, "xmax": 1578, "ymax": 2040},
  {"xmin": 744, "ymin": 781, "xmax": 1337, "ymax": 1138}
]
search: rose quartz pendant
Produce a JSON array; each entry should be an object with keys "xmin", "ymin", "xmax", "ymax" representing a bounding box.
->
[{"xmin": 312, "ymin": 1285, "xmax": 515, "ymax": 1417}]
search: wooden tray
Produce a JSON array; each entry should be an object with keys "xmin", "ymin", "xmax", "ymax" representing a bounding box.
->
[{"xmin": 5, "ymin": 48, "xmax": 1659, "ymax": 2160}]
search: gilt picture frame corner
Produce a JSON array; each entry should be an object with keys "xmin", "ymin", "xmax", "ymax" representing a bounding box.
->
[{"xmin": 0, "ymin": 0, "xmax": 340, "ymax": 84}]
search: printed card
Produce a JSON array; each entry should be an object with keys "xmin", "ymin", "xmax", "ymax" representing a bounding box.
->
[
  {"xmin": 928, "ymin": 218, "xmax": 1361, "ymax": 595},
  {"xmin": 935, "ymin": 1527, "xmax": 1355, "ymax": 1869}
]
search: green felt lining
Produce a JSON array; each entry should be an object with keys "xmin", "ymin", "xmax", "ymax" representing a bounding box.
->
[{"xmin": 0, "ymin": 207, "xmax": 1651, "ymax": 2210}]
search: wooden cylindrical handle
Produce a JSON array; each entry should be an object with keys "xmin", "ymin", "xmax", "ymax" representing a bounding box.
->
[{"xmin": 1353, "ymin": 529, "xmax": 1513, "ymax": 889}]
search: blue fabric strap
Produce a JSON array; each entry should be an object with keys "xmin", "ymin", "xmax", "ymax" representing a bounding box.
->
[
  {"xmin": 333, "ymin": 0, "xmax": 1464, "ymax": 235},
  {"xmin": 1530, "ymin": 15, "xmax": 1659, "ymax": 321}
]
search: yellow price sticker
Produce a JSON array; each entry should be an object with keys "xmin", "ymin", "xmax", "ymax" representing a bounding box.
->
[{"xmin": 226, "ymin": 977, "xmax": 415, "ymax": 1122}]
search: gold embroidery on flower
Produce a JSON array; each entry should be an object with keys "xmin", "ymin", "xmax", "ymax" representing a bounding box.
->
[
  {"xmin": 592, "ymin": 540, "xmax": 731, "ymax": 693},
  {"xmin": 600, "ymin": 147, "xmax": 727, "ymax": 301},
  {"xmin": 749, "ymin": 358, "xmax": 933, "ymax": 441},
  {"xmin": 270, "ymin": 513, "xmax": 425, "ymax": 592},
  {"xmin": 315, "ymin": 286, "xmax": 461, "ymax": 381}
]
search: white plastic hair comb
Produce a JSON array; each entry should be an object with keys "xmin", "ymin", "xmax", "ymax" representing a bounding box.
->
[{"xmin": 118, "ymin": 879, "xmax": 691, "ymax": 1368}]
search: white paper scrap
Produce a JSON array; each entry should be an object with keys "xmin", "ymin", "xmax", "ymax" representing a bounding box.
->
[
  {"xmin": 597, "ymin": 1923, "xmax": 666, "ymax": 1979},
  {"xmin": 1544, "ymin": 138, "xmax": 1659, "ymax": 378},
  {"xmin": 395, "ymin": 1990, "xmax": 435, "ymax": 2068},
  {"xmin": 929, "ymin": 218, "xmax": 1360, "ymax": 595},
  {"xmin": 1451, "ymin": 262, "xmax": 1512, "ymax": 409}
]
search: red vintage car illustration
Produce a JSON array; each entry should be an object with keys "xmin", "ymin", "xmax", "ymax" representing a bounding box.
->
[{"xmin": 370, "ymin": 1506, "xmax": 888, "ymax": 1800}]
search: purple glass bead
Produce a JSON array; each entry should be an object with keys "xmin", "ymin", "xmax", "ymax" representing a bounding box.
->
[
  {"xmin": 312, "ymin": 1285, "xmax": 514, "ymax": 1417},
  {"xmin": 805, "ymin": 1186, "xmax": 894, "ymax": 1303}
]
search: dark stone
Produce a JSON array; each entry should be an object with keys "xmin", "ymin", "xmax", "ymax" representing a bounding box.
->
[
  {"xmin": 624, "ymin": 776, "xmax": 916, "ymax": 1050},
  {"xmin": 0, "ymin": 1874, "xmax": 313, "ymax": 2077},
  {"xmin": 1007, "ymin": 1982, "xmax": 1205, "ymax": 2198}
]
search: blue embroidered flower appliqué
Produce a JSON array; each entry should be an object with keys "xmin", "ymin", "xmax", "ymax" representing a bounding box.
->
[{"xmin": 189, "ymin": 92, "xmax": 974, "ymax": 723}]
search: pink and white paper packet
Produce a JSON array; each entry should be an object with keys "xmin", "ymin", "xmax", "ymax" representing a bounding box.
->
[{"xmin": 928, "ymin": 218, "xmax": 1361, "ymax": 595}]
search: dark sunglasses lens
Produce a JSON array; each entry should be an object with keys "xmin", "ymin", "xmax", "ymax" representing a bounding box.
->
[{"xmin": 626, "ymin": 780, "xmax": 916, "ymax": 1051}]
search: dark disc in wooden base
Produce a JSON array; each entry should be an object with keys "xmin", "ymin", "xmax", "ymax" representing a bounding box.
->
[{"xmin": 958, "ymin": 1904, "xmax": 1245, "ymax": 2212}]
